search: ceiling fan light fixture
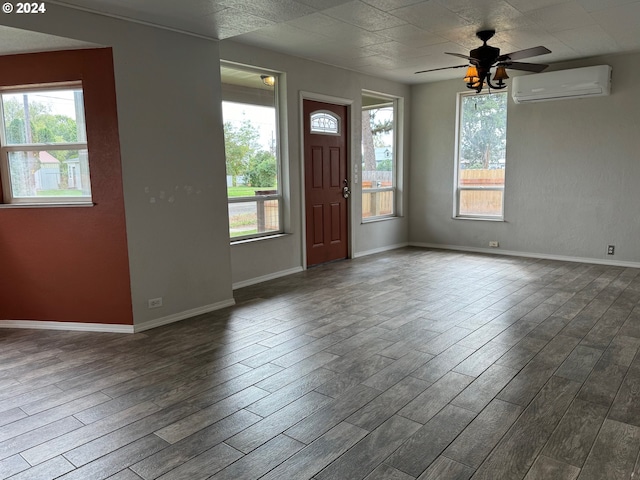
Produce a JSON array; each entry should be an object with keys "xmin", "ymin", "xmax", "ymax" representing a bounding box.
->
[
  {"xmin": 463, "ymin": 65, "xmax": 479, "ymax": 84},
  {"xmin": 493, "ymin": 66, "xmax": 509, "ymax": 81},
  {"xmin": 260, "ymin": 75, "xmax": 275, "ymax": 87}
]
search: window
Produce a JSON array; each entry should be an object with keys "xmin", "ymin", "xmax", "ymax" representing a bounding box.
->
[
  {"xmin": 310, "ymin": 111, "xmax": 340, "ymax": 134},
  {"xmin": 221, "ymin": 64, "xmax": 283, "ymax": 240},
  {"xmin": 455, "ymin": 91, "xmax": 507, "ymax": 220},
  {"xmin": 0, "ymin": 84, "xmax": 91, "ymax": 204},
  {"xmin": 362, "ymin": 92, "xmax": 399, "ymax": 220}
]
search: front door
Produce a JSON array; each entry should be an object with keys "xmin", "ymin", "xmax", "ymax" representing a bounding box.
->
[{"xmin": 303, "ymin": 99, "xmax": 349, "ymax": 267}]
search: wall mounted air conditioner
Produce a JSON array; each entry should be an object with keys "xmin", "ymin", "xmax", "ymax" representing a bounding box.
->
[{"xmin": 511, "ymin": 65, "xmax": 612, "ymax": 104}]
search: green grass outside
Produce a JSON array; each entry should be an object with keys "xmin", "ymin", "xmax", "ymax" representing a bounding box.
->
[
  {"xmin": 227, "ymin": 186, "xmax": 276, "ymax": 197},
  {"xmin": 37, "ymin": 189, "xmax": 83, "ymax": 196},
  {"xmin": 231, "ymin": 229, "xmax": 257, "ymax": 238}
]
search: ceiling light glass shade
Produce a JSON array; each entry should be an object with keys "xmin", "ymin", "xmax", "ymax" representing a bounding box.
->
[
  {"xmin": 493, "ymin": 66, "xmax": 509, "ymax": 81},
  {"xmin": 260, "ymin": 75, "xmax": 276, "ymax": 87},
  {"xmin": 463, "ymin": 65, "xmax": 479, "ymax": 84}
]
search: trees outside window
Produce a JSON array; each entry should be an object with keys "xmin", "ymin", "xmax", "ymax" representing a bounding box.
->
[{"xmin": 224, "ymin": 119, "xmax": 263, "ymax": 188}]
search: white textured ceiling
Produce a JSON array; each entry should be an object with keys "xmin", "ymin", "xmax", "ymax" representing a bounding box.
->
[
  {"xmin": 0, "ymin": 25, "xmax": 99, "ymax": 55},
  {"xmin": 43, "ymin": 0, "xmax": 640, "ymax": 83}
]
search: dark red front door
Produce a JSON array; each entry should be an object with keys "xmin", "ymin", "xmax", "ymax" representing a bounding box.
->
[{"xmin": 303, "ymin": 100, "xmax": 349, "ymax": 267}]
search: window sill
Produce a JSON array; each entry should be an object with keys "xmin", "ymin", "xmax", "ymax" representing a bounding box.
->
[
  {"xmin": 231, "ymin": 232, "xmax": 290, "ymax": 245},
  {"xmin": 0, "ymin": 202, "xmax": 94, "ymax": 209},
  {"xmin": 361, "ymin": 215, "xmax": 401, "ymax": 224},
  {"xmin": 453, "ymin": 216, "xmax": 505, "ymax": 222}
]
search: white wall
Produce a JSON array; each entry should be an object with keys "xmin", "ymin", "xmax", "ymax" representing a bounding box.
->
[
  {"xmin": 2, "ymin": 5, "xmax": 234, "ymax": 325},
  {"xmin": 409, "ymin": 52, "xmax": 640, "ymax": 265},
  {"xmin": 219, "ymin": 41, "xmax": 411, "ymax": 286}
]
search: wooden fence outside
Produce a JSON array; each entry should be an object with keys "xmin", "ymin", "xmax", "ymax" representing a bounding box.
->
[
  {"xmin": 459, "ymin": 169, "xmax": 504, "ymax": 216},
  {"xmin": 459, "ymin": 168, "xmax": 504, "ymax": 185},
  {"xmin": 238, "ymin": 169, "xmax": 505, "ymax": 227},
  {"xmin": 362, "ymin": 188, "xmax": 394, "ymax": 218}
]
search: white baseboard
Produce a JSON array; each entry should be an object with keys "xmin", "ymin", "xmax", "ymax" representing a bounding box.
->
[
  {"xmin": 232, "ymin": 267, "xmax": 304, "ymax": 290},
  {"xmin": 0, "ymin": 298, "xmax": 237, "ymax": 334},
  {"xmin": 410, "ymin": 242, "xmax": 640, "ymax": 268},
  {"xmin": 353, "ymin": 242, "xmax": 410, "ymax": 259},
  {"xmin": 133, "ymin": 298, "xmax": 236, "ymax": 332},
  {"xmin": 0, "ymin": 320, "xmax": 135, "ymax": 334}
]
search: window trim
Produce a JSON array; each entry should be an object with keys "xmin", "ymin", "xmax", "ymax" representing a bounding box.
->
[
  {"xmin": 221, "ymin": 63, "xmax": 284, "ymax": 242},
  {"xmin": 0, "ymin": 83, "xmax": 91, "ymax": 206},
  {"xmin": 361, "ymin": 91, "xmax": 400, "ymax": 222},
  {"xmin": 453, "ymin": 90, "xmax": 507, "ymax": 221}
]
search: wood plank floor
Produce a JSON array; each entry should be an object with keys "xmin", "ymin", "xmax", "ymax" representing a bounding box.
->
[{"xmin": 2, "ymin": 247, "xmax": 640, "ymax": 479}]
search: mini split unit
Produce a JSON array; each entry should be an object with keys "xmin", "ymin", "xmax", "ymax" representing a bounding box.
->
[{"xmin": 511, "ymin": 65, "xmax": 612, "ymax": 103}]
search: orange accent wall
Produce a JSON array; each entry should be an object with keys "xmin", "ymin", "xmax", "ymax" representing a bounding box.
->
[{"xmin": 0, "ymin": 48, "xmax": 133, "ymax": 325}]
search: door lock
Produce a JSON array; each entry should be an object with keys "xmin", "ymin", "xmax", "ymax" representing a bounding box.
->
[{"xmin": 342, "ymin": 179, "xmax": 351, "ymax": 199}]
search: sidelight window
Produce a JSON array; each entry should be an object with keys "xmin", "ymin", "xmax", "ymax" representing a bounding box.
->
[
  {"xmin": 221, "ymin": 64, "xmax": 283, "ymax": 240},
  {"xmin": 361, "ymin": 91, "xmax": 399, "ymax": 220}
]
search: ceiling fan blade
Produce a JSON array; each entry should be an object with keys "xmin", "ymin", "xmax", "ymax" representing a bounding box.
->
[
  {"xmin": 415, "ymin": 64, "xmax": 468, "ymax": 74},
  {"xmin": 498, "ymin": 46, "xmax": 551, "ymax": 62},
  {"xmin": 445, "ymin": 52, "xmax": 479, "ymax": 64},
  {"xmin": 503, "ymin": 61, "xmax": 549, "ymax": 73}
]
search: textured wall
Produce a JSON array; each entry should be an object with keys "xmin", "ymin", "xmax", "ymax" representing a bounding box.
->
[
  {"xmin": 2, "ymin": 5, "xmax": 234, "ymax": 325},
  {"xmin": 220, "ymin": 41, "xmax": 412, "ymax": 286},
  {"xmin": 409, "ymin": 52, "xmax": 640, "ymax": 264},
  {"xmin": 0, "ymin": 48, "xmax": 133, "ymax": 324}
]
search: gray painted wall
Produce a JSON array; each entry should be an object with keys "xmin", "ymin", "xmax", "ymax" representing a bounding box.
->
[
  {"xmin": 5, "ymin": 6, "xmax": 639, "ymax": 330},
  {"xmin": 3, "ymin": 6, "xmax": 412, "ymax": 325},
  {"xmin": 409, "ymin": 52, "xmax": 640, "ymax": 265},
  {"xmin": 220, "ymin": 41, "xmax": 411, "ymax": 286}
]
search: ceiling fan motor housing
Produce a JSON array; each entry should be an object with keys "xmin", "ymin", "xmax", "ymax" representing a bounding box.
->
[{"xmin": 470, "ymin": 44, "xmax": 501, "ymax": 69}]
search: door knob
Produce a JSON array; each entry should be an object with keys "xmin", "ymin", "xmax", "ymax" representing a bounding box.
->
[{"xmin": 342, "ymin": 179, "xmax": 351, "ymax": 199}]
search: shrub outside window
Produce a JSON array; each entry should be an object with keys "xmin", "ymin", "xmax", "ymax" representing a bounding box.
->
[
  {"xmin": 221, "ymin": 64, "xmax": 282, "ymax": 240},
  {"xmin": 0, "ymin": 84, "xmax": 91, "ymax": 204},
  {"xmin": 455, "ymin": 91, "xmax": 507, "ymax": 220}
]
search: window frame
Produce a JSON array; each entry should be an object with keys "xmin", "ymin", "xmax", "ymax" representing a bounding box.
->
[
  {"xmin": 361, "ymin": 91, "xmax": 400, "ymax": 222},
  {"xmin": 0, "ymin": 82, "xmax": 91, "ymax": 206},
  {"xmin": 221, "ymin": 63, "xmax": 284, "ymax": 242},
  {"xmin": 453, "ymin": 90, "xmax": 507, "ymax": 222}
]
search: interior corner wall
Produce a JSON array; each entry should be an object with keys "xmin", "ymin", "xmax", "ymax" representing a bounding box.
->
[
  {"xmin": 219, "ymin": 41, "xmax": 411, "ymax": 286},
  {"xmin": 2, "ymin": 4, "xmax": 234, "ymax": 326},
  {"xmin": 0, "ymin": 48, "xmax": 133, "ymax": 325},
  {"xmin": 409, "ymin": 52, "xmax": 640, "ymax": 264}
]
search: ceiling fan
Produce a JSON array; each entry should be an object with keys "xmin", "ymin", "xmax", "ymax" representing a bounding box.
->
[{"xmin": 416, "ymin": 30, "xmax": 551, "ymax": 92}]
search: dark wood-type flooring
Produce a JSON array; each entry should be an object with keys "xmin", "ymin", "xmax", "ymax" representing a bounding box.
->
[{"xmin": 2, "ymin": 247, "xmax": 640, "ymax": 479}]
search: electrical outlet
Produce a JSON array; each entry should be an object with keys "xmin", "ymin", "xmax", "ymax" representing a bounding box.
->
[
  {"xmin": 607, "ymin": 245, "xmax": 615, "ymax": 255},
  {"xmin": 148, "ymin": 297, "xmax": 163, "ymax": 309},
  {"xmin": 489, "ymin": 241, "xmax": 499, "ymax": 248}
]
